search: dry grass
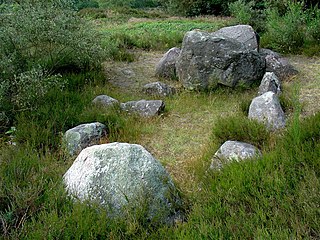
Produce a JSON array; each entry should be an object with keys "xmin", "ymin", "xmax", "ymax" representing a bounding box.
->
[{"xmin": 288, "ymin": 55, "xmax": 320, "ymax": 116}]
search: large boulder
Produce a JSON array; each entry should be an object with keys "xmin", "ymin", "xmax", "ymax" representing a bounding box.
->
[
  {"xmin": 155, "ymin": 47, "xmax": 181, "ymax": 79},
  {"xmin": 121, "ymin": 99, "xmax": 165, "ymax": 117},
  {"xmin": 176, "ymin": 30, "xmax": 265, "ymax": 91},
  {"xmin": 210, "ymin": 140, "xmax": 261, "ymax": 170},
  {"xmin": 214, "ymin": 25, "xmax": 258, "ymax": 51},
  {"xmin": 63, "ymin": 142, "xmax": 182, "ymax": 224},
  {"xmin": 64, "ymin": 122, "xmax": 107, "ymax": 156},
  {"xmin": 248, "ymin": 91, "xmax": 286, "ymax": 130},
  {"xmin": 92, "ymin": 95, "xmax": 119, "ymax": 108},
  {"xmin": 258, "ymin": 72, "xmax": 281, "ymax": 96},
  {"xmin": 260, "ymin": 48, "xmax": 298, "ymax": 80},
  {"xmin": 143, "ymin": 82, "xmax": 176, "ymax": 97}
]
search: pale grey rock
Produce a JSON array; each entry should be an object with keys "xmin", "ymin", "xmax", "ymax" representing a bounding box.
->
[
  {"xmin": 176, "ymin": 30, "xmax": 265, "ymax": 91},
  {"xmin": 121, "ymin": 100, "xmax": 165, "ymax": 117},
  {"xmin": 63, "ymin": 142, "xmax": 182, "ymax": 224},
  {"xmin": 92, "ymin": 95, "xmax": 119, "ymax": 108},
  {"xmin": 64, "ymin": 122, "xmax": 107, "ymax": 156},
  {"xmin": 249, "ymin": 91, "xmax": 286, "ymax": 130},
  {"xmin": 143, "ymin": 82, "xmax": 176, "ymax": 97},
  {"xmin": 210, "ymin": 140, "xmax": 261, "ymax": 170},
  {"xmin": 258, "ymin": 72, "xmax": 281, "ymax": 96},
  {"xmin": 214, "ymin": 25, "xmax": 258, "ymax": 51},
  {"xmin": 156, "ymin": 47, "xmax": 181, "ymax": 79}
]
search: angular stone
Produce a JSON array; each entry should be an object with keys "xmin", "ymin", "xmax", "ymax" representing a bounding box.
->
[
  {"xmin": 262, "ymin": 49, "xmax": 298, "ymax": 80},
  {"xmin": 155, "ymin": 47, "xmax": 181, "ymax": 79},
  {"xmin": 210, "ymin": 140, "xmax": 261, "ymax": 170},
  {"xmin": 249, "ymin": 91, "xmax": 286, "ymax": 130},
  {"xmin": 64, "ymin": 122, "xmax": 107, "ymax": 156},
  {"xmin": 143, "ymin": 82, "xmax": 176, "ymax": 97},
  {"xmin": 63, "ymin": 142, "xmax": 182, "ymax": 224},
  {"xmin": 176, "ymin": 30, "xmax": 265, "ymax": 91},
  {"xmin": 121, "ymin": 100, "xmax": 165, "ymax": 117},
  {"xmin": 92, "ymin": 95, "xmax": 119, "ymax": 108},
  {"xmin": 214, "ymin": 25, "xmax": 258, "ymax": 51},
  {"xmin": 258, "ymin": 72, "xmax": 281, "ymax": 96}
]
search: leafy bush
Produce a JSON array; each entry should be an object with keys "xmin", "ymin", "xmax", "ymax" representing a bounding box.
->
[
  {"xmin": 229, "ymin": 0, "xmax": 254, "ymax": 25},
  {"xmin": 74, "ymin": 0, "xmax": 99, "ymax": 10},
  {"xmin": 0, "ymin": 0, "xmax": 105, "ymax": 131},
  {"xmin": 263, "ymin": 1, "xmax": 306, "ymax": 53}
]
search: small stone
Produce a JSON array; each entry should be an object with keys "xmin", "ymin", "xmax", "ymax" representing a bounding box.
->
[
  {"xmin": 64, "ymin": 122, "xmax": 107, "ymax": 156},
  {"xmin": 258, "ymin": 72, "xmax": 281, "ymax": 96},
  {"xmin": 210, "ymin": 140, "xmax": 261, "ymax": 170},
  {"xmin": 143, "ymin": 82, "xmax": 176, "ymax": 97},
  {"xmin": 121, "ymin": 100, "xmax": 165, "ymax": 117},
  {"xmin": 249, "ymin": 91, "xmax": 286, "ymax": 130},
  {"xmin": 92, "ymin": 95, "xmax": 119, "ymax": 108}
]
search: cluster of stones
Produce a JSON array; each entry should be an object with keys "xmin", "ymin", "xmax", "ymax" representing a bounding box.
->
[{"xmin": 63, "ymin": 24, "xmax": 298, "ymax": 225}]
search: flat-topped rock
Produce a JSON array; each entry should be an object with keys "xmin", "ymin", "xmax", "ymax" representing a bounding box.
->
[
  {"xmin": 121, "ymin": 99, "xmax": 165, "ymax": 117},
  {"xmin": 214, "ymin": 24, "xmax": 259, "ymax": 51}
]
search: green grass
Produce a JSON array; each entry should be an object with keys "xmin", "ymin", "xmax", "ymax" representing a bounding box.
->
[
  {"xmin": 99, "ymin": 17, "xmax": 229, "ymax": 60},
  {"xmin": 1, "ymin": 8, "xmax": 320, "ymax": 240}
]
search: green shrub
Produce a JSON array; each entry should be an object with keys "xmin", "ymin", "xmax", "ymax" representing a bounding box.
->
[
  {"xmin": 74, "ymin": 0, "xmax": 99, "ymax": 10},
  {"xmin": 262, "ymin": 1, "xmax": 306, "ymax": 53},
  {"xmin": 229, "ymin": 0, "xmax": 254, "ymax": 25},
  {"xmin": 212, "ymin": 115, "xmax": 270, "ymax": 149},
  {"xmin": 0, "ymin": 0, "xmax": 105, "ymax": 132}
]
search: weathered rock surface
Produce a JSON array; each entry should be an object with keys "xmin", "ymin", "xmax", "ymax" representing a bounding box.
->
[
  {"xmin": 176, "ymin": 30, "xmax": 265, "ymax": 90},
  {"xmin": 143, "ymin": 82, "xmax": 176, "ymax": 97},
  {"xmin": 64, "ymin": 122, "xmax": 107, "ymax": 156},
  {"xmin": 210, "ymin": 140, "xmax": 261, "ymax": 170},
  {"xmin": 155, "ymin": 47, "xmax": 181, "ymax": 79},
  {"xmin": 214, "ymin": 25, "xmax": 258, "ymax": 51},
  {"xmin": 121, "ymin": 99, "xmax": 165, "ymax": 117},
  {"xmin": 249, "ymin": 91, "xmax": 286, "ymax": 130},
  {"xmin": 258, "ymin": 72, "xmax": 281, "ymax": 96},
  {"xmin": 63, "ymin": 142, "xmax": 182, "ymax": 224},
  {"xmin": 92, "ymin": 95, "xmax": 119, "ymax": 108},
  {"xmin": 261, "ymin": 49, "xmax": 298, "ymax": 80}
]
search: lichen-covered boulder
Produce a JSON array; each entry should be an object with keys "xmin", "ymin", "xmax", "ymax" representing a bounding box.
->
[
  {"xmin": 64, "ymin": 122, "xmax": 107, "ymax": 156},
  {"xmin": 176, "ymin": 30, "xmax": 265, "ymax": 91},
  {"xmin": 258, "ymin": 72, "xmax": 281, "ymax": 96},
  {"xmin": 210, "ymin": 140, "xmax": 261, "ymax": 170},
  {"xmin": 155, "ymin": 47, "xmax": 181, "ymax": 79},
  {"xmin": 121, "ymin": 100, "xmax": 165, "ymax": 117},
  {"xmin": 92, "ymin": 95, "xmax": 119, "ymax": 108},
  {"xmin": 249, "ymin": 91, "xmax": 286, "ymax": 130},
  {"xmin": 63, "ymin": 142, "xmax": 182, "ymax": 224},
  {"xmin": 214, "ymin": 25, "xmax": 259, "ymax": 51},
  {"xmin": 143, "ymin": 82, "xmax": 176, "ymax": 97}
]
